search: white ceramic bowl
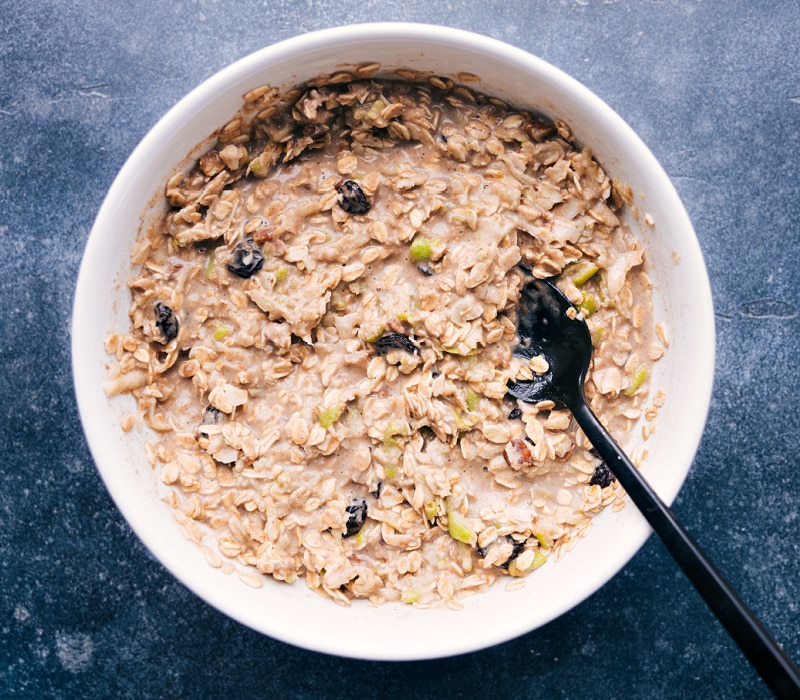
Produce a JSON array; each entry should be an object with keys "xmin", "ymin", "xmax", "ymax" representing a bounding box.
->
[{"xmin": 72, "ymin": 23, "xmax": 715, "ymax": 660}]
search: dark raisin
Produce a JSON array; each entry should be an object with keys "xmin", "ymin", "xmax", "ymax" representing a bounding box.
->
[
  {"xmin": 499, "ymin": 538, "xmax": 526, "ymax": 569},
  {"xmin": 589, "ymin": 461, "xmax": 616, "ymax": 488},
  {"xmin": 475, "ymin": 545, "xmax": 487, "ymax": 558},
  {"xmin": 336, "ymin": 180, "xmax": 371, "ymax": 214},
  {"xmin": 154, "ymin": 302, "xmax": 178, "ymax": 343},
  {"xmin": 227, "ymin": 238, "xmax": 264, "ymax": 278},
  {"xmin": 373, "ymin": 333, "xmax": 420, "ymax": 356},
  {"xmin": 508, "ymin": 407, "xmax": 522, "ymax": 420},
  {"xmin": 344, "ymin": 498, "xmax": 368, "ymax": 538}
]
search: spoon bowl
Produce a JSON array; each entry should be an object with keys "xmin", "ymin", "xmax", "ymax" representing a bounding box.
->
[
  {"xmin": 508, "ymin": 277, "xmax": 593, "ymax": 408},
  {"xmin": 508, "ymin": 276, "xmax": 800, "ymax": 699}
]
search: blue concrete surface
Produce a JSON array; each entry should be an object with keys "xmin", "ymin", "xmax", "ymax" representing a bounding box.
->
[{"xmin": 1, "ymin": 1, "xmax": 798, "ymax": 697}]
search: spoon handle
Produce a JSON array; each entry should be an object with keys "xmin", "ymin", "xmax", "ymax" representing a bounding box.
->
[{"xmin": 571, "ymin": 400, "xmax": 800, "ymax": 699}]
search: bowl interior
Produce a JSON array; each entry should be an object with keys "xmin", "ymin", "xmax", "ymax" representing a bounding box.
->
[{"xmin": 72, "ymin": 23, "xmax": 714, "ymax": 660}]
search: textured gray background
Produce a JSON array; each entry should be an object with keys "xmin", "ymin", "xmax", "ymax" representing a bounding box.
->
[{"xmin": 1, "ymin": 1, "xmax": 799, "ymax": 698}]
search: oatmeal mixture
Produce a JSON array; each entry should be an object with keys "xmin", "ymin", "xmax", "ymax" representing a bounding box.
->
[{"xmin": 104, "ymin": 65, "xmax": 667, "ymax": 607}]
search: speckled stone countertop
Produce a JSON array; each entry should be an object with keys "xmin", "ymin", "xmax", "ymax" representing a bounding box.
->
[{"xmin": 2, "ymin": 2, "xmax": 798, "ymax": 698}]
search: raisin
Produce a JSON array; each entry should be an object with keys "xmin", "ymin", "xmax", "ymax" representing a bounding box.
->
[
  {"xmin": 499, "ymin": 538, "xmax": 526, "ymax": 569},
  {"xmin": 336, "ymin": 180, "xmax": 371, "ymax": 214},
  {"xmin": 373, "ymin": 333, "xmax": 420, "ymax": 356},
  {"xmin": 508, "ymin": 407, "xmax": 522, "ymax": 420},
  {"xmin": 344, "ymin": 498, "xmax": 368, "ymax": 538},
  {"xmin": 227, "ymin": 238, "xmax": 264, "ymax": 278},
  {"xmin": 154, "ymin": 302, "xmax": 178, "ymax": 343},
  {"xmin": 589, "ymin": 461, "xmax": 616, "ymax": 488}
]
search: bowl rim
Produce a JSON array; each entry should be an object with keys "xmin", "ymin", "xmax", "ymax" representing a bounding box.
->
[{"xmin": 72, "ymin": 21, "xmax": 716, "ymax": 660}]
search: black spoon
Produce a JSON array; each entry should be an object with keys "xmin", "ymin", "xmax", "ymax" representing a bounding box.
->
[{"xmin": 507, "ymin": 277, "xmax": 800, "ymax": 699}]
